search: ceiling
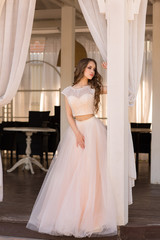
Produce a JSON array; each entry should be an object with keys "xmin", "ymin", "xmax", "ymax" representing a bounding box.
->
[
  {"xmin": 33, "ymin": 0, "xmax": 153, "ymax": 39},
  {"xmin": 33, "ymin": 0, "xmax": 87, "ymax": 35}
]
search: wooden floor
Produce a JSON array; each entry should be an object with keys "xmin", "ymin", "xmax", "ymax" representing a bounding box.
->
[
  {"xmin": 0, "ymin": 153, "xmax": 160, "ymax": 240},
  {"xmin": 121, "ymin": 159, "xmax": 160, "ymax": 240},
  {"xmin": 128, "ymin": 160, "xmax": 160, "ymax": 226}
]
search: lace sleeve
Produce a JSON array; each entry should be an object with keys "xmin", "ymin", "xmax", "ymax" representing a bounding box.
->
[{"xmin": 61, "ymin": 86, "xmax": 71, "ymax": 98}]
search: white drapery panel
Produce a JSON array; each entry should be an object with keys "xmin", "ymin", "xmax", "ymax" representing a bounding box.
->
[
  {"xmin": 127, "ymin": 0, "xmax": 142, "ymax": 20},
  {"xmin": 0, "ymin": 0, "xmax": 36, "ymax": 202},
  {"xmin": 129, "ymin": 41, "xmax": 152, "ymax": 123},
  {"xmin": 78, "ymin": 0, "xmax": 107, "ymax": 61},
  {"xmin": 126, "ymin": 0, "xmax": 148, "ymax": 206},
  {"xmin": 17, "ymin": 36, "xmax": 61, "ymax": 119},
  {"xmin": 78, "ymin": 0, "xmax": 147, "ymax": 212},
  {"xmin": 82, "ymin": 0, "xmax": 147, "ymax": 106},
  {"xmin": 0, "ymin": 0, "xmax": 36, "ymax": 106},
  {"xmin": 0, "ymin": 0, "xmax": 5, "ymax": 16},
  {"xmin": 86, "ymin": 0, "xmax": 147, "ymax": 106},
  {"xmin": 128, "ymin": 0, "xmax": 148, "ymax": 106}
]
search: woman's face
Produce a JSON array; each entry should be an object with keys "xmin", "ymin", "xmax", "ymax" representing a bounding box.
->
[{"xmin": 83, "ymin": 61, "xmax": 96, "ymax": 80}]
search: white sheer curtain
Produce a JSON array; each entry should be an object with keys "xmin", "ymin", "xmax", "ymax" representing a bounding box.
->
[
  {"xmin": 78, "ymin": 0, "xmax": 147, "ymax": 210},
  {"xmin": 0, "ymin": 0, "xmax": 36, "ymax": 201},
  {"xmin": 0, "ymin": 0, "xmax": 5, "ymax": 16},
  {"xmin": 15, "ymin": 36, "xmax": 61, "ymax": 120},
  {"xmin": 0, "ymin": 0, "xmax": 36, "ymax": 106},
  {"xmin": 129, "ymin": 41, "xmax": 152, "ymax": 123},
  {"xmin": 77, "ymin": 1, "xmax": 107, "ymax": 61},
  {"xmin": 127, "ymin": 0, "xmax": 148, "ymax": 205},
  {"xmin": 128, "ymin": 0, "xmax": 148, "ymax": 106}
]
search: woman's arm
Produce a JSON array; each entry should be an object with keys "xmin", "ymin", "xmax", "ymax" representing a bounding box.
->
[
  {"xmin": 101, "ymin": 86, "xmax": 107, "ymax": 94},
  {"xmin": 65, "ymin": 97, "xmax": 85, "ymax": 149},
  {"xmin": 101, "ymin": 62, "xmax": 107, "ymax": 94}
]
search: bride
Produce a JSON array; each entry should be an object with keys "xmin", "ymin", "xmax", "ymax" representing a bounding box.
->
[{"xmin": 26, "ymin": 58, "xmax": 117, "ymax": 238}]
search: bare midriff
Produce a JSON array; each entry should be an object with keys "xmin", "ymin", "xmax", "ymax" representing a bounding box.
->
[{"xmin": 75, "ymin": 114, "xmax": 94, "ymax": 121}]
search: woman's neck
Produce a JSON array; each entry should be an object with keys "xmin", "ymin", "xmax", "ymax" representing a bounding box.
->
[{"xmin": 77, "ymin": 78, "xmax": 88, "ymax": 87}]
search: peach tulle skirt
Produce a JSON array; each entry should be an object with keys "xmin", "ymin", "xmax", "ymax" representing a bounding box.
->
[{"xmin": 26, "ymin": 117, "xmax": 117, "ymax": 238}]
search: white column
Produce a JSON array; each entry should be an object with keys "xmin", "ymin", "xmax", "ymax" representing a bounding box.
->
[
  {"xmin": 107, "ymin": 0, "xmax": 128, "ymax": 224},
  {"xmin": 60, "ymin": 6, "xmax": 75, "ymax": 137},
  {"xmin": 151, "ymin": 0, "xmax": 160, "ymax": 184}
]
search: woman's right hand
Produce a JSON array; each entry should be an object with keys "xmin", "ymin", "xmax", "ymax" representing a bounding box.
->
[{"xmin": 76, "ymin": 131, "xmax": 85, "ymax": 149}]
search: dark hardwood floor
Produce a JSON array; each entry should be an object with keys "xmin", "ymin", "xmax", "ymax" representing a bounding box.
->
[
  {"xmin": 129, "ymin": 160, "xmax": 160, "ymax": 226},
  {"xmin": 121, "ymin": 158, "xmax": 160, "ymax": 240}
]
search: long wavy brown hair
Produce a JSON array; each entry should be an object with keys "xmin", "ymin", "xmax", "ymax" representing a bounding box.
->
[{"xmin": 73, "ymin": 58, "xmax": 103, "ymax": 113}]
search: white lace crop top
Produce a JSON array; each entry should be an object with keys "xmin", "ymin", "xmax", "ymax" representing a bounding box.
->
[{"xmin": 61, "ymin": 85, "xmax": 95, "ymax": 117}]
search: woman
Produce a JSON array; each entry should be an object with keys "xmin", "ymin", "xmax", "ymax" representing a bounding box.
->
[{"xmin": 26, "ymin": 58, "xmax": 117, "ymax": 238}]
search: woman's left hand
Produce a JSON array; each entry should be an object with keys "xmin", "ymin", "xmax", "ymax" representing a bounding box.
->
[{"xmin": 102, "ymin": 62, "xmax": 107, "ymax": 69}]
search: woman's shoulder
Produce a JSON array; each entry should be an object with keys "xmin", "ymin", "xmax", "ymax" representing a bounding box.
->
[{"xmin": 61, "ymin": 86, "xmax": 72, "ymax": 97}]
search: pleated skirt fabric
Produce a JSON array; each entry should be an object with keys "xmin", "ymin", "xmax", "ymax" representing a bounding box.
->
[{"xmin": 26, "ymin": 116, "xmax": 117, "ymax": 238}]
